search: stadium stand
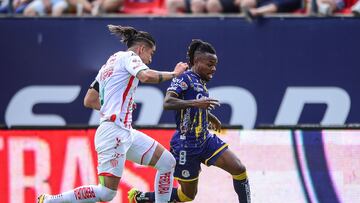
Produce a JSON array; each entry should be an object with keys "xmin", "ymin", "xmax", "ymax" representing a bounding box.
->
[{"xmin": 0, "ymin": 0, "xmax": 359, "ymax": 15}]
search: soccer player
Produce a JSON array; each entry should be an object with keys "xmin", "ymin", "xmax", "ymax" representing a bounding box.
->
[
  {"xmin": 128, "ymin": 39, "xmax": 251, "ymax": 202},
  {"xmin": 37, "ymin": 25, "xmax": 188, "ymax": 203}
]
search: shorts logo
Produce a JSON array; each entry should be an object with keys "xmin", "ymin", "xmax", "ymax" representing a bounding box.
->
[
  {"xmin": 110, "ymin": 158, "xmax": 118, "ymax": 167},
  {"xmin": 114, "ymin": 138, "xmax": 121, "ymax": 149},
  {"xmin": 110, "ymin": 152, "xmax": 123, "ymax": 167},
  {"xmin": 182, "ymin": 170, "xmax": 190, "ymax": 178}
]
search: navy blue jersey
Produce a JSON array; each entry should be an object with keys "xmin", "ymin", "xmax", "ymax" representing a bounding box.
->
[{"xmin": 167, "ymin": 70, "xmax": 210, "ymax": 147}]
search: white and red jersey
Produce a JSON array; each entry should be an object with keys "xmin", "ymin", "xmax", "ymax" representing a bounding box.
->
[{"xmin": 95, "ymin": 51, "xmax": 149, "ymax": 128}]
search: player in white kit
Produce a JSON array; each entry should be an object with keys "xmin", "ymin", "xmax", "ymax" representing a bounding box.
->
[{"xmin": 37, "ymin": 25, "xmax": 188, "ymax": 203}]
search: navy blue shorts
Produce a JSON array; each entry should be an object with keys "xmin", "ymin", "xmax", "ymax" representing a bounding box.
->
[{"xmin": 170, "ymin": 133, "xmax": 228, "ymax": 182}]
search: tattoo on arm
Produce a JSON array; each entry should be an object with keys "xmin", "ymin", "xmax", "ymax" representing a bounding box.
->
[{"xmin": 158, "ymin": 73, "xmax": 163, "ymax": 83}]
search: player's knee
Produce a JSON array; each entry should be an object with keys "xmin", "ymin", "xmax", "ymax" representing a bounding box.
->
[
  {"xmin": 235, "ymin": 162, "xmax": 247, "ymax": 173},
  {"xmin": 185, "ymin": 194, "xmax": 196, "ymax": 201},
  {"xmin": 188, "ymin": 191, "xmax": 197, "ymax": 200},
  {"xmin": 231, "ymin": 159, "xmax": 247, "ymax": 175},
  {"xmin": 179, "ymin": 187, "xmax": 197, "ymax": 201},
  {"xmin": 156, "ymin": 150, "xmax": 176, "ymax": 171},
  {"xmin": 168, "ymin": 152, "xmax": 176, "ymax": 168},
  {"xmin": 99, "ymin": 185, "xmax": 117, "ymax": 201},
  {"xmin": 233, "ymin": 165, "xmax": 247, "ymax": 177}
]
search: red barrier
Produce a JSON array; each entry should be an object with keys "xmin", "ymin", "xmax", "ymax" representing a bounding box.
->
[
  {"xmin": 0, "ymin": 129, "xmax": 175, "ymax": 203},
  {"xmin": 2, "ymin": 129, "xmax": 359, "ymax": 203}
]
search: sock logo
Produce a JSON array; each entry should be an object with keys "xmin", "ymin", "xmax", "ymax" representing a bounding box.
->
[
  {"xmin": 158, "ymin": 172, "xmax": 171, "ymax": 194},
  {"xmin": 74, "ymin": 186, "xmax": 96, "ymax": 200}
]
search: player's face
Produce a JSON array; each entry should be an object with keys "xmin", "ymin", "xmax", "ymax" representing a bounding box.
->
[
  {"xmin": 194, "ymin": 53, "xmax": 218, "ymax": 82},
  {"xmin": 139, "ymin": 45, "xmax": 156, "ymax": 65}
]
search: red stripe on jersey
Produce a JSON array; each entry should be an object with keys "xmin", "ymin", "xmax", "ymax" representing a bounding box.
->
[
  {"xmin": 124, "ymin": 96, "xmax": 133, "ymax": 126},
  {"xmin": 121, "ymin": 76, "xmax": 135, "ymax": 119}
]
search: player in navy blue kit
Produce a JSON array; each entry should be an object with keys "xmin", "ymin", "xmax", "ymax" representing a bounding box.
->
[{"xmin": 128, "ymin": 39, "xmax": 251, "ymax": 203}]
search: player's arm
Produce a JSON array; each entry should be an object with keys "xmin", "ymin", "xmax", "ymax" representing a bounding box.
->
[
  {"xmin": 137, "ymin": 62, "xmax": 188, "ymax": 84},
  {"xmin": 84, "ymin": 80, "xmax": 101, "ymax": 110},
  {"xmin": 208, "ymin": 111, "xmax": 222, "ymax": 132},
  {"xmin": 163, "ymin": 91, "xmax": 220, "ymax": 110}
]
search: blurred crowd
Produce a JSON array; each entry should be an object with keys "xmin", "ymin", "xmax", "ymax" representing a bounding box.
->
[{"xmin": 0, "ymin": 0, "xmax": 359, "ymax": 18}]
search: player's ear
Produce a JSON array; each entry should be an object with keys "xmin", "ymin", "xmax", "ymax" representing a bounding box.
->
[
  {"xmin": 133, "ymin": 45, "xmax": 140, "ymax": 55},
  {"xmin": 193, "ymin": 55, "xmax": 198, "ymax": 64},
  {"xmin": 139, "ymin": 44, "xmax": 146, "ymax": 54}
]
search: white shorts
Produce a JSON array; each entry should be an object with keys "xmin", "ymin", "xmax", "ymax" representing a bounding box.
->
[{"xmin": 95, "ymin": 122, "xmax": 158, "ymax": 177}]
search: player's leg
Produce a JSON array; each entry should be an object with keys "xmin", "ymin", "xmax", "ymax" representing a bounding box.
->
[
  {"xmin": 38, "ymin": 175, "xmax": 119, "ymax": 203},
  {"xmin": 152, "ymin": 144, "xmax": 176, "ymax": 203},
  {"xmin": 134, "ymin": 179, "xmax": 199, "ymax": 202},
  {"xmin": 202, "ymin": 134, "xmax": 250, "ymax": 203},
  {"xmin": 129, "ymin": 179, "xmax": 198, "ymax": 203},
  {"xmin": 172, "ymin": 179, "xmax": 199, "ymax": 202},
  {"xmin": 128, "ymin": 133, "xmax": 202, "ymax": 203},
  {"xmin": 169, "ymin": 147, "xmax": 202, "ymax": 202},
  {"xmin": 126, "ymin": 129, "xmax": 176, "ymax": 203},
  {"xmin": 214, "ymin": 148, "xmax": 251, "ymax": 203},
  {"xmin": 38, "ymin": 122, "xmax": 129, "ymax": 203}
]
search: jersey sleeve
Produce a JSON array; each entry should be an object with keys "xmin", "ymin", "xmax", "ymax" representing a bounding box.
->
[
  {"xmin": 125, "ymin": 54, "xmax": 149, "ymax": 77},
  {"xmin": 166, "ymin": 74, "xmax": 190, "ymax": 97}
]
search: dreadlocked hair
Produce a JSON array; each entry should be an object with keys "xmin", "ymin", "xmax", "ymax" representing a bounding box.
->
[
  {"xmin": 187, "ymin": 39, "xmax": 216, "ymax": 66},
  {"xmin": 108, "ymin": 25, "xmax": 156, "ymax": 48}
]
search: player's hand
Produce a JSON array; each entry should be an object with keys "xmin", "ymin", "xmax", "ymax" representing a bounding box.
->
[
  {"xmin": 173, "ymin": 62, "xmax": 188, "ymax": 77},
  {"xmin": 209, "ymin": 116, "xmax": 222, "ymax": 132},
  {"xmin": 192, "ymin": 97, "xmax": 220, "ymax": 109}
]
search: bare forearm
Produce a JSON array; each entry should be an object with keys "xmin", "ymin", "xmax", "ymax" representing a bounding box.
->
[
  {"xmin": 158, "ymin": 70, "xmax": 176, "ymax": 83},
  {"xmin": 138, "ymin": 69, "xmax": 175, "ymax": 84},
  {"xmin": 163, "ymin": 96, "xmax": 195, "ymax": 110}
]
